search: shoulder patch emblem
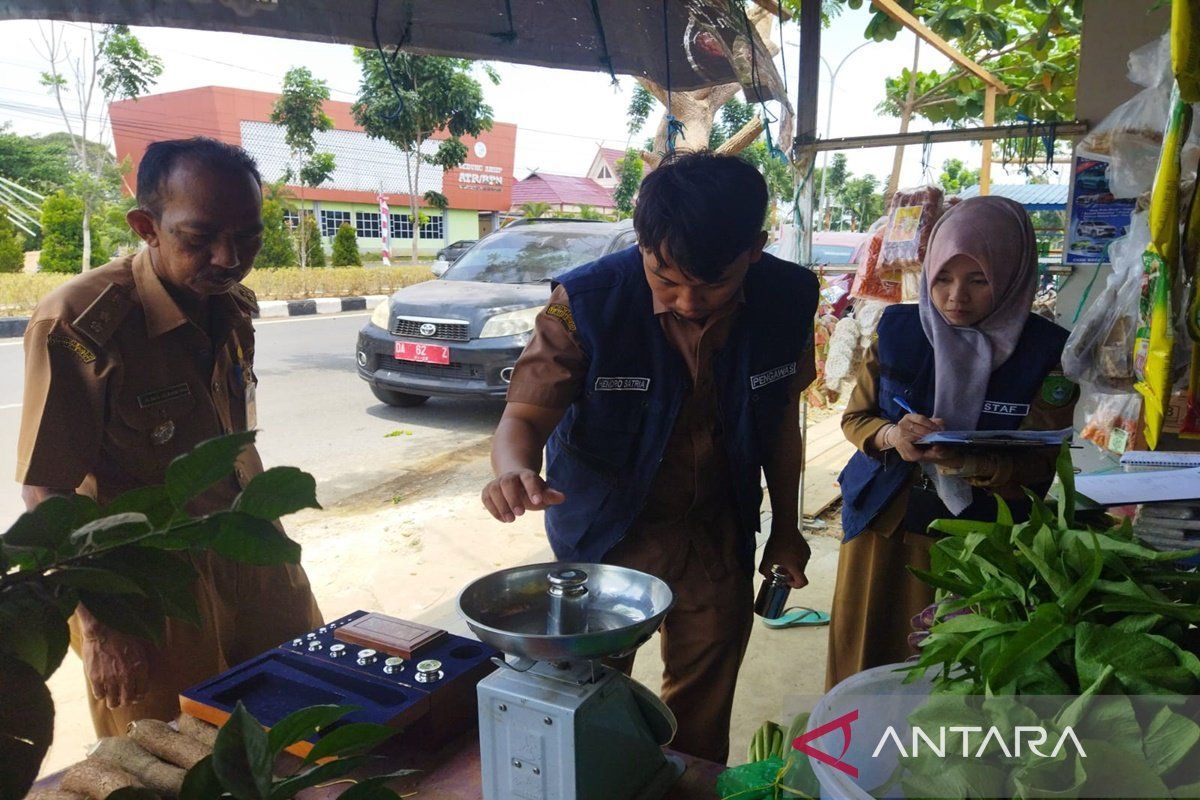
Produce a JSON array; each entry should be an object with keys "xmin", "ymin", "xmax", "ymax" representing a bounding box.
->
[
  {"xmin": 46, "ymin": 334, "xmax": 96, "ymax": 364},
  {"xmin": 1040, "ymin": 374, "xmax": 1076, "ymax": 407},
  {"xmin": 231, "ymin": 282, "xmax": 258, "ymax": 314},
  {"xmin": 73, "ymin": 283, "xmax": 132, "ymax": 346},
  {"xmin": 545, "ymin": 303, "xmax": 576, "ymax": 333}
]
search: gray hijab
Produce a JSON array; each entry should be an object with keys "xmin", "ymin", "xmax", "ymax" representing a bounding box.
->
[{"xmin": 917, "ymin": 195, "xmax": 1038, "ymax": 512}]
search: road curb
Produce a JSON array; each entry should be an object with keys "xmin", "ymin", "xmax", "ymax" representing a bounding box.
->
[{"xmin": 0, "ymin": 295, "xmax": 387, "ymax": 337}]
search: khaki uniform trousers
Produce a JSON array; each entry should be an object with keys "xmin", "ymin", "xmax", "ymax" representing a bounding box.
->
[{"xmin": 69, "ymin": 550, "xmax": 322, "ymax": 737}]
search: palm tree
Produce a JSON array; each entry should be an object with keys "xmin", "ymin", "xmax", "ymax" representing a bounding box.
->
[{"xmin": 520, "ymin": 202, "xmax": 551, "ymax": 219}]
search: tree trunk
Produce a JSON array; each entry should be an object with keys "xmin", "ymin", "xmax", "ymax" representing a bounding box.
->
[
  {"xmin": 298, "ymin": 196, "xmax": 308, "ymax": 269},
  {"xmin": 885, "ymin": 36, "xmax": 922, "ymax": 203},
  {"xmin": 81, "ymin": 205, "xmax": 92, "ymax": 271}
]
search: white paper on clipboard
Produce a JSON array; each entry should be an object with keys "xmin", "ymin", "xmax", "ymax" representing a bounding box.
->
[{"xmin": 1075, "ymin": 467, "xmax": 1200, "ymax": 506}]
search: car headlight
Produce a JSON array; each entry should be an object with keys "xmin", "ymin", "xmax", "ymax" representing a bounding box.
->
[
  {"xmin": 479, "ymin": 306, "xmax": 542, "ymax": 339},
  {"xmin": 370, "ymin": 300, "xmax": 391, "ymax": 330}
]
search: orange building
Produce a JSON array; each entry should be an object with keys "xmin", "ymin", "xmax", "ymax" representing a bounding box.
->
[{"xmin": 109, "ymin": 86, "xmax": 517, "ymax": 256}]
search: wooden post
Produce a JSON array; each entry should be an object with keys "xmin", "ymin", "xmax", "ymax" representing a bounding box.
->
[{"xmin": 981, "ymin": 85, "xmax": 996, "ymax": 195}]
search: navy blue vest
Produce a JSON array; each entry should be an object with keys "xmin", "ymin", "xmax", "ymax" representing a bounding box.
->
[
  {"xmin": 839, "ymin": 304, "xmax": 1069, "ymax": 542},
  {"xmin": 545, "ymin": 246, "xmax": 819, "ymax": 566}
]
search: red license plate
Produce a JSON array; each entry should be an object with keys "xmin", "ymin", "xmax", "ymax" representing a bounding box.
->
[{"xmin": 394, "ymin": 341, "xmax": 450, "ymax": 364}]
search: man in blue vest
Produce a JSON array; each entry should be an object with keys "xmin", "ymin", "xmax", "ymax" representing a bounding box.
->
[{"xmin": 482, "ymin": 151, "xmax": 820, "ymax": 763}]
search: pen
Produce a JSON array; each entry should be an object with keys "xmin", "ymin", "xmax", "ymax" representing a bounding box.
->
[{"xmin": 894, "ymin": 396, "xmax": 916, "ymax": 415}]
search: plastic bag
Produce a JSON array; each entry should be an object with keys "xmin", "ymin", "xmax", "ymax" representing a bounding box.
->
[
  {"xmin": 850, "ymin": 217, "xmax": 899, "ymax": 303},
  {"xmin": 879, "ymin": 185, "xmax": 944, "ymax": 276},
  {"xmin": 1062, "ymin": 211, "xmax": 1150, "ymax": 391},
  {"xmin": 1080, "ymin": 391, "xmax": 1143, "ymax": 454}
]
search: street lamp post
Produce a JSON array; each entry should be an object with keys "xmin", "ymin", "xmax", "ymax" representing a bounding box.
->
[{"xmin": 817, "ymin": 40, "xmax": 872, "ymax": 230}]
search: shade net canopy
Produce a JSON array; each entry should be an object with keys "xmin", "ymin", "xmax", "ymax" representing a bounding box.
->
[{"xmin": 1, "ymin": 0, "xmax": 791, "ymax": 140}]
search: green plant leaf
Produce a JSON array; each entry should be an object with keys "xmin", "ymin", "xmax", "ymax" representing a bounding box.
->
[
  {"xmin": 1057, "ymin": 532, "xmax": 1103, "ymax": 615},
  {"xmin": 68, "ymin": 512, "xmax": 152, "ymax": 551},
  {"xmin": 50, "ymin": 566, "xmax": 147, "ymax": 595},
  {"xmin": 1143, "ymin": 705, "xmax": 1200, "ymax": 774},
  {"xmin": 76, "ymin": 590, "xmax": 165, "ymax": 645},
  {"xmin": 907, "ymin": 566, "xmax": 975, "ymax": 596},
  {"xmin": 927, "ymin": 518, "xmax": 991, "ymax": 537},
  {"xmin": 931, "ymin": 614, "xmax": 1002, "ymax": 635},
  {"xmin": 1014, "ymin": 538, "xmax": 1070, "ymax": 596},
  {"xmin": 954, "ymin": 622, "xmax": 1022, "ymax": 663},
  {"xmin": 268, "ymin": 755, "xmax": 372, "ymax": 800},
  {"xmin": 209, "ymin": 513, "xmax": 302, "ymax": 566},
  {"xmin": 104, "ymin": 485, "xmax": 177, "ymax": 528},
  {"xmin": 1076, "ymin": 623, "xmax": 1200, "ymax": 694},
  {"xmin": 303, "ymin": 722, "xmax": 396, "ymax": 763},
  {"xmin": 165, "ymin": 432, "xmax": 257, "ymax": 509},
  {"xmin": 0, "ymin": 653, "xmax": 55, "ymax": 800},
  {"xmin": 3, "ymin": 494, "xmax": 100, "ymax": 564},
  {"xmin": 987, "ymin": 604, "xmax": 1073, "ymax": 690},
  {"xmin": 235, "ymin": 467, "xmax": 321, "ymax": 521},
  {"xmin": 212, "ymin": 702, "xmax": 273, "ymax": 800},
  {"xmin": 1054, "ymin": 442, "xmax": 1076, "ymax": 527},
  {"xmin": 90, "ymin": 548, "xmax": 202, "ymax": 626},
  {"xmin": 266, "ymin": 704, "xmax": 358, "ymax": 756},
  {"xmin": 180, "ymin": 754, "xmax": 225, "ymax": 800},
  {"xmin": 0, "ymin": 583, "xmax": 71, "ymax": 678}
]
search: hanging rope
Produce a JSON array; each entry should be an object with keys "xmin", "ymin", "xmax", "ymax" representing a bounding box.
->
[
  {"xmin": 490, "ymin": 0, "xmax": 517, "ymax": 42},
  {"xmin": 662, "ymin": 0, "xmax": 684, "ymax": 153},
  {"xmin": 588, "ymin": 0, "xmax": 619, "ymax": 85},
  {"xmin": 371, "ymin": 0, "xmax": 410, "ymax": 124},
  {"xmin": 738, "ymin": 1, "xmax": 786, "ymax": 162},
  {"xmin": 919, "ymin": 131, "xmax": 934, "ymax": 183}
]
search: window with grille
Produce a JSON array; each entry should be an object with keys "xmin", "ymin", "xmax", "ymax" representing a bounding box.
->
[
  {"xmin": 356, "ymin": 211, "xmax": 381, "ymax": 238},
  {"xmin": 390, "ymin": 213, "xmax": 413, "ymax": 239},
  {"xmin": 282, "ymin": 209, "xmax": 299, "ymax": 229},
  {"xmin": 419, "ymin": 214, "xmax": 444, "ymax": 240},
  {"xmin": 320, "ymin": 210, "xmax": 351, "ymax": 237}
]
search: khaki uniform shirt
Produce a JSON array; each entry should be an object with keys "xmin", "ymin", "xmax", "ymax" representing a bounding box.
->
[
  {"xmin": 508, "ymin": 284, "xmax": 816, "ymax": 573},
  {"xmin": 841, "ymin": 338, "xmax": 1079, "ymax": 539},
  {"xmin": 17, "ymin": 249, "xmax": 264, "ymax": 513}
]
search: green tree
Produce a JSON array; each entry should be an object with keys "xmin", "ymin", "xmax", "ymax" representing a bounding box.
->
[
  {"xmin": 938, "ymin": 157, "xmax": 980, "ymax": 194},
  {"xmin": 0, "ymin": 125, "xmax": 74, "ymax": 193},
  {"xmin": 520, "ymin": 201, "xmax": 551, "ymax": 219},
  {"xmin": 271, "ymin": 66, "xmax": 337, "ymax": 268},
  {"xmin": 331, "ymin": 221, "xmax": 361, "ymax": 266},
  {"xmin": 0, "ymin": 207, "xmax": 25, "ymax": 272},
  {"xmin": 577, "ymin": 204, "xmax": 608, "ymax": 221},
  {"xmin": 613, "ymin": 149, "xmax": 644, "ymax": 218},
  {"xmin": 257, "ymin": 199, "xmax": 296, "ymax": 268},
  {"xmin": 298, "ymin": 214, "xmax": 325, "ymax": 267},
  {"xmin": 839, "ymin": 174, "xmax": 884, "ymax": 230},
  {"xmin": 353, "ymin": 51, "xmax": 497, "ymax": 263},
  {"xmin": 858, "ymin": 0, "xmax": 1083, "ymax": 151},
  {"xmin": 39, "ymin": 190, "xmax": 103, "ymax": 272},
  {"xmin": 37, "ymin": 23, "xmax": 161, "ymax": 271}
]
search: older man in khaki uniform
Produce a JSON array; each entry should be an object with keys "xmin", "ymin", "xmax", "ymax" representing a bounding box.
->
[{"xmin": 17, "ymin": 137, "xmax": 321, "ymax": 736}]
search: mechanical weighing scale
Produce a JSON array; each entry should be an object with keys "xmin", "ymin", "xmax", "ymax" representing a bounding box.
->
[{"xmin": 459, "ymin": 562, "xmax": 683, "ymax": 800}]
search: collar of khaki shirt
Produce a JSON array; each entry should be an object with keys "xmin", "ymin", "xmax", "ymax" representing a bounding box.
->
[
  {"xmin": 649, "ymin": 284, "xmax": 747, "ymax": 321},
  {"xmin": 132, "ymin": 249, "xmax": 243, "ymax": 340}
]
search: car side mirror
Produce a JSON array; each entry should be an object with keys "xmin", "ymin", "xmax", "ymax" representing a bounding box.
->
[{"xmin": 431, "ymin": 260, "xmax": 450, "ymax": 278}]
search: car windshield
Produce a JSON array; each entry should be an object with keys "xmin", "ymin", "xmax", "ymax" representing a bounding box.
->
[
  {"xmin": 443, "ymin": 229, "xmax": 613, "ymax": 283},
  {"xmin": 811, "ymin": 244, "xmax": 856, "ymax": 264}
]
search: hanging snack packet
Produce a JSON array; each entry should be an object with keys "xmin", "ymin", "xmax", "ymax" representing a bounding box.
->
[
  {"xmin": 850, "ymin": 217, "xmax": 900, "ymax": 304},
  {"xmin": 1080, "ymin": 392, "xmax": 1143, "ymax": 454},
  {"xmin": 878, "ymin": 185, "xmax": 944, "ymax": 277},
  {"xmin": 1174, "ymin": 0, "xmax": 1200, "ymax": 102},
  {"xmin": 1134, "ymin": 88, "xmax": 1191, "ymax": 448}
]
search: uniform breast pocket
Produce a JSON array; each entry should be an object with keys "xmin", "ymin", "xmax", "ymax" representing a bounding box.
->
[
  {"xmin": 114, "ymin": 385, "xmax": 199, "ymax": 469},
  {"xmin": 568, "ymin": 396, "xmax": 647, "ymax": 474},
  {"xmin": 877, "ymin": 373, "xmax": 913, "ymax": 420}
]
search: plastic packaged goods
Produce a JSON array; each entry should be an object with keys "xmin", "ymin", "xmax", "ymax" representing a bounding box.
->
[
  {"xmin": 878, "ymin": 185, "xmax": 944, "ymax": 276},
  {"xmin": 850, "ymin": 217, "xmax": 900, "ymax": 303},
  {"xmin": 1134, "ymin": 88, "xmax": 1191, "ymax": 449},
  {"xmin": 1174, "ymin": 0, "xmax": 1200, "ymax": 103},
  {"xmin": 1063, "ymin": 211, "xmax": 1150, "ymax": 391},
  {"xmin": 1080, "ymin": 391, "xmax": 1143, "ymax": 454}
]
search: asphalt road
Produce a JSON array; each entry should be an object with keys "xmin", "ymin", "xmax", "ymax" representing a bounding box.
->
[{"xmin": 0, "ymin": 312, "xmax": 505, "ymax": 527}]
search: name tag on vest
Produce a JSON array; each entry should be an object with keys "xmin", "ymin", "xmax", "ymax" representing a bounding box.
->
[
  {"xmin": 594, "ymin": 376, "xmax": 651, "ymax": 392},
  {"xmin": 750, "ymin": 362, "xmax": 796, "ymax": 390},
  {"xmin": 982, "ymin": 401, "xmax": 1030, "ymax": 417}
]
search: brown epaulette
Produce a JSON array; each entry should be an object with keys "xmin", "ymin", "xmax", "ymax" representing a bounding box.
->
[
  {"xmin": 73, "ymin": 283, "xmax": 134, "ymax": 347},
  {"xmin": 230, "ymin": 282, "xmax": 259, "ymax": 315}
]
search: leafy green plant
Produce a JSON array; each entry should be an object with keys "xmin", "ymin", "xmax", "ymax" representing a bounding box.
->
[
  {"xmin": 257, "ymin": 199, "xmax": 297, "ymax": 269},
  {"xmin": 331, "ymin": 222, "xmax": 362, "ymax": 267},
  {"xmin": 908, "ymin": 444, "xmax": 1200, "ymax": 696},
  {"xmin": 0, "ymin": 432, "xmax": 318, "ymax": 799},
  {"xmin": 297, "ymin": 215, "xmax": 325, "ymax": 268},
  {"xmin": 0, "ymin": 207, "xmax": 25, "ymax": 273},
  {"xmin": 180, "ymin": 702, "xmax": 411, "ymax": 800},
  {"xmin": 39, "ymin": 190, "xmax": 94, "ymax": 273}
]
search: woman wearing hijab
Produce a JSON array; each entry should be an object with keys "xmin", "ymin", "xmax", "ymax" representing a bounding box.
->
[{"xmin": 825, "ymin": 196, "xmax": 1079, "ymax": 689}]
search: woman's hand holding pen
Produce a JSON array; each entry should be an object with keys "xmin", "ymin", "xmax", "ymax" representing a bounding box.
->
[{"xmin": 886, "ymin": 413, "xmax": 945, "ymax": 462}]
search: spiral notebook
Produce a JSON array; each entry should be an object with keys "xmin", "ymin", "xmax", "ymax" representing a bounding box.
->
[{"xmin": 1119, "ymin": 451, "xmax": 1200, "ymax": 469}]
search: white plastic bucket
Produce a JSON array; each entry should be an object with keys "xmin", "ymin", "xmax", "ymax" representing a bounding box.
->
[{"xmin": 805, "ymin": 663, "xmax": 936, "ymax": 800}]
